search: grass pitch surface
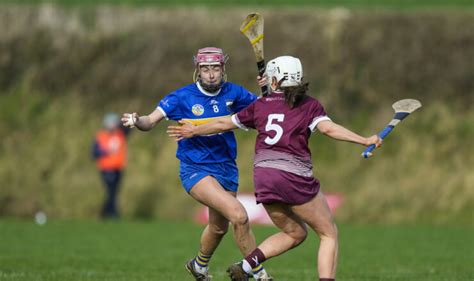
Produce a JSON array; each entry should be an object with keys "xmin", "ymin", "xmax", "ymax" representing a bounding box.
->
[{"xmin": 0, "ymin": 219, "xmax": 472, "ymax": 280}]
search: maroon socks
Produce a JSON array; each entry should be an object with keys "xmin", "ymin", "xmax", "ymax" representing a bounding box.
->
[{"xmin": 244, "ymin": 248, "xmax": 267, "ymax": 268}]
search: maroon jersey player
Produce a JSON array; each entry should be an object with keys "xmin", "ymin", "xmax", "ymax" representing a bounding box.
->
[
  {"xmin": 232, "ymin": 86, "xmax": 330, "ymax": 206},
  {"xmin": 168, "ymin": 56, "xmax": 382, "ymax": 281}
]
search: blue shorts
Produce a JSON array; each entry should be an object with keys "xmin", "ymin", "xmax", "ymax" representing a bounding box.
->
[{"xmin": 179, "ymin": 161, "xmax": 238, "ymax": 193}]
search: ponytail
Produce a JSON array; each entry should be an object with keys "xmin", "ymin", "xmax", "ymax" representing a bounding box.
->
[{"xmin": 283, "ymin": 82, "xmax": 309, "ymax": 109}]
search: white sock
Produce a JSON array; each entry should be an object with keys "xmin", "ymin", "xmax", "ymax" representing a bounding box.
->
[
  {"xmin": 193, "ymin": 260, "xmax": 208, "ymax": 274},
  {"xmin": 241, "ymin": 259, "xmax": 253, "ymax": 274}
]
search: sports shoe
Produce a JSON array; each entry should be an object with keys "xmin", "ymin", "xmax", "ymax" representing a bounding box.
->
[
  {"xmin": 226, "ymin": 262, "xmax": 252, "ymax": 281},
  {"xmin": 254, "ymin": 271, "xmax": 274, "ymax": 281},
  {"xmin": 253, "ymin": 270, "xmax": 273, "ymax": 281},
  {"xmin": 185, "ymin": 259, "xmax": 211, "ymax": 281}
]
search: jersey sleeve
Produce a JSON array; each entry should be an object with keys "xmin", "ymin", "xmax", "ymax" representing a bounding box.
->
[
  {"xmin": 157, "ymin": 92, "xmax": 182, "ymax": 121},
  {"xmin": 233, "ymin": 86, "xmax": 257, "ymax": 112},
  {"xmin": 308, "ymin": 100, "xmax": 331, "ymax": 132},
  {"xmin": 232, "ymin": 101, "xmax": 256, "ymax": 130}
]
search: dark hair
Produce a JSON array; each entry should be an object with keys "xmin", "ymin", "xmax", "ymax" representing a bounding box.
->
[{"xmin": 282, "ymin": 82, "xmax": 309, "ymax": 109}]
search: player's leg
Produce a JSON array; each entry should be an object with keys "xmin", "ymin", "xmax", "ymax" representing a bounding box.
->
[
  {"xmin": 259, "ymin": 203, "xmax": 308, "ymax": 257},
  {"xmin": 202, "ymin": 206, "xmax": 230, "ymax": 252},
  {"xmin": 197, "ymin": 206, "xmax": 230, "ymax": 263},
  {"xmin": 182, "ymin": 161, "xmax": 270, "ymax": 280},
  {"xmin": 191, "ymin": 176, "xmax": 274, "ymax": 280},
  {"xmin": 228, "ymin": 203, "xmax": 306, "ymax": 280},
  {"xmin": 291, "ymin": 191, "xmax": 338, "ymax": 279},
  {"xmin": 190, "ymin": 176, "xmax": 256, "ymax": 255},
  {"xmin": 186, "ymin": 204, "xmax": 230, "ymax": 280}
]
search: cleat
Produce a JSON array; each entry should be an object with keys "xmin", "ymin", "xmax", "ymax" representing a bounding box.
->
[
  {"xmin": 226, "ymin": 262, "xmax": 252, "ymax": 281},
  {"xmin": 185, "ymin": 259, "xmax": 211, "ymax": 281},
  {"xmin": 253, "ymin": 270, "xmax": 274, "ymax": 281},
  {"xmin": 254, "ymin": 271, "xmax": 274, "ymax": 281}
]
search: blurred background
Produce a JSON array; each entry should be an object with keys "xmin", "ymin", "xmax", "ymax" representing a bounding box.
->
[{"xmin": 0, "ymin": 1, "xmax": 473, "ymax": 225}]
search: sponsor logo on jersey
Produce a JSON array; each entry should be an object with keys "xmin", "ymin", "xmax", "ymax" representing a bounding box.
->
[
  {"xmin": 210, "ymin": 100, "xmax": 219, "ymax": 105},
  {"xmin": 192, "ymin": 104, "xmax": 205, "ymax": 116}
]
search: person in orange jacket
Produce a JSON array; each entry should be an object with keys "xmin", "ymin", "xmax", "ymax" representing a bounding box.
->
[{"xmin": 92, "ymin": 113, "xmax": 129, "ymax": 219}]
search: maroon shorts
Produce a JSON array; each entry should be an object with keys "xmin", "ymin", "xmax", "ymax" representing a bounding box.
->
[{"xmin": 253, "ymin": 167, "xmax": 320, "ymax": 205}]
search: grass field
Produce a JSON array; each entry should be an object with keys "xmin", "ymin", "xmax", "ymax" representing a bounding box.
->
[{"xmin": 0, "ymin": 219, "xmax": 472, "ymax": 280}]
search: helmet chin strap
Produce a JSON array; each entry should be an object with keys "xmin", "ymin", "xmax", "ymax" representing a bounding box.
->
[
  {"xmin": 196, "ymin": 68, "xmax": 227, "ymax": 93},
  {"xmin": 199, "ymin": 79, "xmax": 224, "ymax": 93}
]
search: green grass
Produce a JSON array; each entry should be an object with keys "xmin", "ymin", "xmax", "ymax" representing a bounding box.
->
[
  {"xmin": 0, "ymin": 219, "xmax": 472, "ymax": 280},
  {"xmin": 1, "ymin": 0, "xmax": 473, "ymax": 9}
]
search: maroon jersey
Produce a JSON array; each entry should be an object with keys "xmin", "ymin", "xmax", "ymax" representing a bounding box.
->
[{"xmin": 232, "ymin": 92, "xmax": 330, "ymax": 177}]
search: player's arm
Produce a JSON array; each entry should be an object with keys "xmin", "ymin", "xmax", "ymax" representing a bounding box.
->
[
  {"xmin": 317, "ymin": 120, "xmax": 382, "ymax": 147},
  {"xmin": 167, "ymin": 116, "xmax": 237, "ymax": 140},
  {"xmin": 122, "ymin": 108, "xmax": 165, "ymax": 131}
]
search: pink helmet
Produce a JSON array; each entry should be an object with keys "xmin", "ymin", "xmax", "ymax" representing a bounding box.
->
[{"xmin": 193, "ymin": 47, "xmax": 228, "ymax": 66}]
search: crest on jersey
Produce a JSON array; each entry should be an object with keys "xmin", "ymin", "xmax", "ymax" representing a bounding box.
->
[
  {"xmin": 192, "ymin": 104, "xmax": 205, "ymax": 116},
  {"xmin": 225, "ymin": 100, "xmax": 234, "ymax": 113}
]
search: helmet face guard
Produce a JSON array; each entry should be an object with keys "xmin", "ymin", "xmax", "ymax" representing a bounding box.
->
[
  {"xmin": 193, "ymin": 47, "xmax": 228, "ymax": 92},
  {"xmin": 266, "ymin": 56, "xmax": 303, "ymax": 89}
]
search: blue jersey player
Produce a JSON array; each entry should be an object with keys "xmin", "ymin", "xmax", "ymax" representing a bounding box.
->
[{"xmin": 121, "ymin": 47, "xmax": 272, "ymax": 281}]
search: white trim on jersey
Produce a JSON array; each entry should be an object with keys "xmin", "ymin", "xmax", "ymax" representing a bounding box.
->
[
  {"xmin": 196, "ymin": 82, "xmax": 222, "ymax": 97},
  {"xmin": 231, "ymin": 114, "xmax": 249, "ymax": 131},
  {"xmin": 309, "ymin": 116, "xmax": 331, "ymax": 132},
  {"xmin": 156, "ymin": 106, "xmax": 169, "ymax": 120}
]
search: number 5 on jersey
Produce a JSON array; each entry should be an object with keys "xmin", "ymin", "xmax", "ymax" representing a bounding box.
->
[{"xmin": 265, "ymin": 114, "xmax": 285, "ymax": 145}]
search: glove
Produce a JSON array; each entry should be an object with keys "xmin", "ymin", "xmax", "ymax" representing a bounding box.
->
[{"xmin": 122, "ymin": 113, "xmax": 139, "ymax": 128}]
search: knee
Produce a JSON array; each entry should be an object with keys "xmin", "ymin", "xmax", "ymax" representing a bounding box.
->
[
  {"xmin": 229, "ymin": 207, "xmax": 249, "ymax": 226},
  {"xmin": 321, "ymin": 222, "xmax": 338, "ymax": 242},
  {"xmin": 289, "ymin": 227, "xmax": 308, "ymax": 247}
]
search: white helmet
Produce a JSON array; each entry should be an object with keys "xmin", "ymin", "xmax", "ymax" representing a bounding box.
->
[{"xmin": 266, "ymin": 56, "xmax": 303, "ymax": 87}]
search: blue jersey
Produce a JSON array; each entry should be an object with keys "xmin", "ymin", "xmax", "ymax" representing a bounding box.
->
[{"xmin": 158, "ymin": 82, "xmax": 257, "ymax": 164}]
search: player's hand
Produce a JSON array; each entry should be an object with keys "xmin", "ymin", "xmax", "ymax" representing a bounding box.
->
[
  {"xmin": 257, "ymin": 75, "xmax": 267, "ymax": 88},
  {"xmin": 167, "ymin": 120, "xmax": 195, "ymax": 141},
  {"xmin": 365, "ymin": 135, "xmax": 382, "ymax": 148},
  {"xmin": 122, "ymin": 112, "xmax": 139, "ymax": 128}
]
